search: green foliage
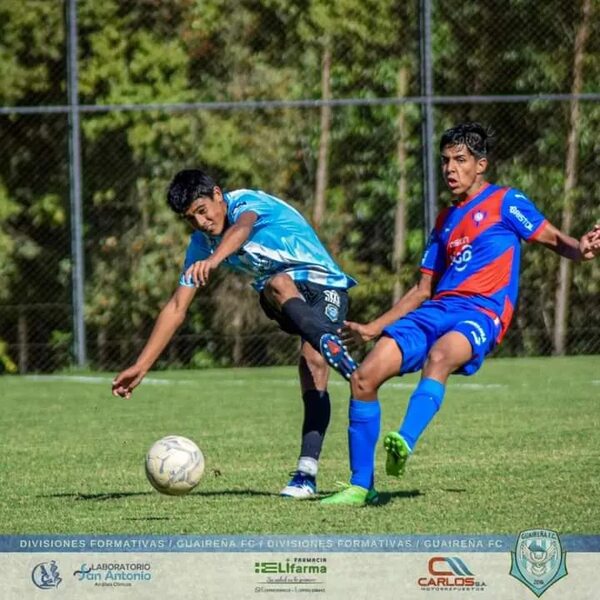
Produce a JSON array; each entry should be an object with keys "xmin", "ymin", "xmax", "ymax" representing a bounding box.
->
[
  {"xmin": 48, "ymin": 329, "xmax": 73, "ymax": 371},
  {"xmin": 189, "ymin": 349, "xmax": 225, "ymax": 369},
  {"xmin": 1, "ymin": 0, "xmax": 599, "ymax": 370},
  {"xmin": 0, "ymin": 338, "xmax": 17, "ymax": 374},
  {"xmin": 0, "ymin": 181, "xmax": 21, "ymax": 301},
  {"xmin": 0, "ymin": 0, "xmax": 64, "ymax": 104}
]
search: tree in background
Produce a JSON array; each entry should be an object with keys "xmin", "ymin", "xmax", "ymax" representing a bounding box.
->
[
  {"xmin": 0, "ymin": 0, "xmax": 70, "ymax": 371},
  {"xmin": 435, "ymin": 0, "xmax": 600, "ymax": 356},
  {"xmin": 554, "ymin": 0, "xmax": 593, "ymax": 355},
  {"xmin": 1, "ymin": 0, "xmax": 599, "ymax": 371}
]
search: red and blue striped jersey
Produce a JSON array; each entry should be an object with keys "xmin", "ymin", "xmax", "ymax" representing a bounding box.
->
[{"xmin": 420, "ymin": 183, "xmax": 548, "ymax": 340}]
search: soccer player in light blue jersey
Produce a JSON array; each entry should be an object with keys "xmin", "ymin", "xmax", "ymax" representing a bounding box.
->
[
  {"xmin": 320, "ymin": 122, "xmax": 600, "ymax": 506},
  {"xmin": 112, "ymin": 169, "xmax": 358, "ymax": 498}
]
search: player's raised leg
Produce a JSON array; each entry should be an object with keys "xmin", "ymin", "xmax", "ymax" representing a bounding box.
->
[
  {"xmin": 280, "ymin": 342, "xmax": 330, "ymax": 498},
  {"xmin": 385, "ymin": 331, "xmax": 472, "ymax": 476},
  {"xmin": 321, "ymin": 337, "xmax": 402, "ymax": 505},
  {"xmin": 264, "ymin": 274, "xmax": 357, "ymax": 380}
]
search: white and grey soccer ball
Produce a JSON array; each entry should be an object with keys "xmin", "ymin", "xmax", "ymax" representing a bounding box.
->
[{"xmin": 145, "ymin": 435, "xmax": 205, "ymax": 496}]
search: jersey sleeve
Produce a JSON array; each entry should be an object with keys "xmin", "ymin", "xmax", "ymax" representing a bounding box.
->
[
  {"xmin": 420, "ymin": 228, "xmax": 446, "ymax": 276},
  {"xmin": 178, "ymin": 234, "xmax": 212, "ymax": 287},
  {"xmin": 227, "ymin": 191, "xmax": 264, "ymax": 223},
  {"xmin": 502, "ymin": 188, "xmax": 548, "ymax": 242}
]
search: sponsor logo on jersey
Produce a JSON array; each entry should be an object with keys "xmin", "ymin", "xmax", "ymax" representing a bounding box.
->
[
  {"xmin": 461, "ymin": 320, "xmax": 487, "ymax": 346},
  {"xmin": 325, "ymin": 304, "xmax": 339, "ymax": 322},
  {"xmin": 450, "ymin": 244, "xmax": 473, "ymax": 272},
  {"xmin": 509, "ymin": 205, "xmax": 534, "ymax": 231},
  {"xmin": 449, "ymin": 236, "xmax": 470, "ymax": 249},
  {"xmin": 323, "ymin": 290, "xmax": 341, "ymax": 307}
]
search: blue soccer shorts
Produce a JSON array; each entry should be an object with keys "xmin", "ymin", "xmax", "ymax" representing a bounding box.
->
[{"xmin": 382, "ymin": 298, "xmax": 502, "ymax": 376}]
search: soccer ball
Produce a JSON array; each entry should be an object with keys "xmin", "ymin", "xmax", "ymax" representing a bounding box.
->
[{"xmin": 145, "ymin": 435, "xmax": 205, "ymax": 496}]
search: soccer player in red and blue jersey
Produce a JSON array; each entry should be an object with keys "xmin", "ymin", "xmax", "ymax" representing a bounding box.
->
[{"xmin": 321, "ymin": 122, "xmax": 600, "ymax": 505}]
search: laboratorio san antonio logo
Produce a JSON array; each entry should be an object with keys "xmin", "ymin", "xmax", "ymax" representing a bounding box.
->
[
  {"xmin": 509, "ymin": 529, "xmax": 567, "ymax": 597},
  {"xmin": 73, "ymin": 561, "xmax": 153, "ymax": 587}
]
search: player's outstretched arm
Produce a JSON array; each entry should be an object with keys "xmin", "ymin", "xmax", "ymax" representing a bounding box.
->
[
  {"xmin": 185, "ymin": 211, "xmax": 258, "ymax": 286},
  {"xmin": 112, "ymin": 286, "xmax": 197, "ymax": 398},
  {"xmin": 341, "ymin": 273, "xmax": 435, "ymax": 347},
  {"xmin": 535, "ymin": 222, "xmax": 600, "ymax": 262}
]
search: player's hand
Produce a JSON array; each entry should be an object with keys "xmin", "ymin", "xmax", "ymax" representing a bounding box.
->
[
  {"xmin": 185, "ymin": 257, "xmax": 220, "ymax": 287},
  {"xmin": 579, "ymin": 224, "xmax": 600, "ymax": 261},
  {"xmin": 112, "ymin": 365, "xmax": 147, "ymax": 399},
  {"xmin": 340, "ymin": 320, "xmax": 381, "ymax": 347}
]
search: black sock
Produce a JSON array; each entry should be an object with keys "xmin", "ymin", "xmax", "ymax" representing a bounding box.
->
[
  {"xmin": 300, "ymin": 390, "xmax": 331, "ymax": 460},
  {"xmin": 281, "ymin": 297, "xmax": 332, "ymax": 351}
]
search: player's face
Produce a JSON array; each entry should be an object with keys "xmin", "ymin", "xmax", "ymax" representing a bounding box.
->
[
  {"xmin": 182, "ymin": 187, "xmax": 227, "ymax": 236},
  {"xmin": 441, "ymin": 144, "xmax": 487, "ymax": 200}
]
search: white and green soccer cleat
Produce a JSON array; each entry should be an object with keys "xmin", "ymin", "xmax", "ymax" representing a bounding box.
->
[
  {"xmin": 320, "ymin": 484, "xmax": 379, "ymax": 506},
  {"xmin": 383, "ymin": 432, "xmax": 411, "ymax": 477}
]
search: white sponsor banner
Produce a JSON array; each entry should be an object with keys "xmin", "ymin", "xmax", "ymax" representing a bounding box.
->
[{"xmin": 1, "ymin": 535, "xmax": 597, "ymax": 600}]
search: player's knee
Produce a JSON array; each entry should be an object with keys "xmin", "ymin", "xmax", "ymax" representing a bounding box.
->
[
  {"xmin": 425, "ymin": 348, "xmax": 455, "ymax": 375},
  {"xmin": 264, "ymin": 273, "xmax": 295, "ymax": 301},
  {"xmin": 350, "ymin": 367, "xmax": 377, "ymax": 399},
  {"xmin": 262, "ymin": 278, "xmax": 278, "ymax": 305}
]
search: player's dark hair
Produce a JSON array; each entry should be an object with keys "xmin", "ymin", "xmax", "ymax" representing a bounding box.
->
[
  {"xmin": 439, "ymin": 122, "xmax": 494, "ymax": 159},
  {"xmin": 166, "ymin": 169, "xmax": 217, "ymax": 214}
]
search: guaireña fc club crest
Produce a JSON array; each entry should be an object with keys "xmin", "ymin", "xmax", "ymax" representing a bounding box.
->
[{"xmin": 509, "ymin": 529, "xmax": 567, "ymax": 597}]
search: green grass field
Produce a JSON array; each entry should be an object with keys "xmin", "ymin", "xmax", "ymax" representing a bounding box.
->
[{"xmin": 1, "ymin": 356, "xmax": 599, "ymax": 535}]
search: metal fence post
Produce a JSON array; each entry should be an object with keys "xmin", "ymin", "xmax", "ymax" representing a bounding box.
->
[
  {"xmin": 420, "ymin": 0, "xmax": 437, "ymax": 236},
  {"xmin": 66, "ymin": 0, "xmax": 87, "ymax": 366}
]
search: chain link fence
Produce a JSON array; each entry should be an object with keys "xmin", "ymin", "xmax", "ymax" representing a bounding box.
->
[{"xmin": 1, "ymin": 0, "xmax": 599, "ymax": 374}]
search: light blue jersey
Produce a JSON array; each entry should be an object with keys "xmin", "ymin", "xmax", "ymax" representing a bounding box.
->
[{"xmin": 179, "ymin": 189, "xmax": 357, "ymax": 291}]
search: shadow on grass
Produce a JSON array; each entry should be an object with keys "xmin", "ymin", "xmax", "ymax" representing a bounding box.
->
[
  {"xmin": 39, "ymin": 492, "xmax": 152, "ymax": 501},
  {"xmin": 375, "ymin": 489, "xmax": 423, "ymax": 506},
  {"xmin": 39, "ymin": 489, "xmax": 278, "ymax": 502}
]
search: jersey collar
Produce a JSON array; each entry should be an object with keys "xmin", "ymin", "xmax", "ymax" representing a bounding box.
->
[{"xmin": 453, "ymin": 182, "xmax": 491, "ymax": 208}]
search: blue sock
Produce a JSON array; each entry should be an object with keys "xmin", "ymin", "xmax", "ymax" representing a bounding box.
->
[
  {"xmin": 348, "ymin": 399, "xmax": 381, "ymax": 490},
  {"xmin": 399, "ymin": 378, "xmax": 445, "ymax": 450}
]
